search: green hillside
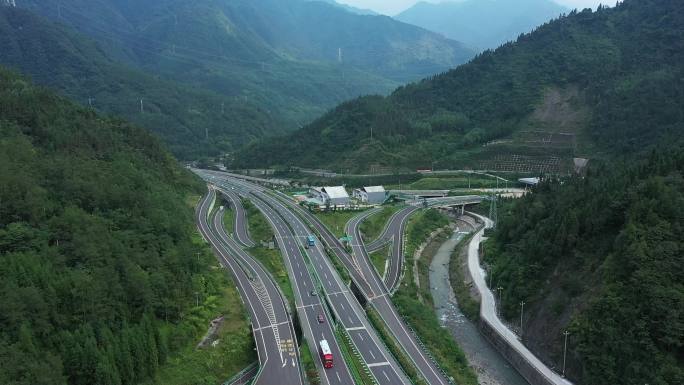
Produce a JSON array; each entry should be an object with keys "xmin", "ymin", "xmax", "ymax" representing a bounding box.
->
[
  {"xmin": 0, "ymin": 67, "xmax": 226, "ymax": 384},
  {"xmin": 13, "ymin": 0, "xmax": 474, "ymax": 160},
  {"xmin": 484, "ymin": 147, "xmax": 684, "ymax": 385},
  {"xmin": 234, "ymin": 0, "xmax": 684, "ymax": 173},
  {"xmin": 0, "ymin": 6, "xmax": 280, "ymax": 159}
]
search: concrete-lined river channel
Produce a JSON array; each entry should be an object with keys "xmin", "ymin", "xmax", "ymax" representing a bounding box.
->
[{"xmin": 429, "ymin": 230, "xmax": 529, "ymax": 385}]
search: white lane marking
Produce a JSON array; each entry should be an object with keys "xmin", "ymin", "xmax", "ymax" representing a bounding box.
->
[
  {"xmin": 366, "ymin": 362, "xmax": 390, "ymax": 367},
  {"xmin": 253, "ymin": 321, "xmax": 290, "ymax": 331},
  {"xmin": 383, "ymin": 370, "xmax": 390, "ymax": 382},
  {"xmin": 336, "ymin": 372, "xmax": 341, "ymax": 382},
  {"xmin": 345, "ymin": 326, "xmax": 365, "ymax": 331}
]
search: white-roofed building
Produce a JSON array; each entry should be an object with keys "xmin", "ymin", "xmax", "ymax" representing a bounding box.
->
[
  {"xmin": 309, "ymin": 186, "xmax": 350, "ymax": 206},
  {"xmin": 353, "ymin": 186, "xmax": 386, "ymax": 204}
]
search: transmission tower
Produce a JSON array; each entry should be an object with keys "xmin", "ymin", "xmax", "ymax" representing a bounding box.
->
[
  {"xmin": 3, "ymin": 0, "xmax": 17, "ymax": 7},
  {"xmin": 489, "ymin": 194, "xmax": 498, "ymax": 229}
]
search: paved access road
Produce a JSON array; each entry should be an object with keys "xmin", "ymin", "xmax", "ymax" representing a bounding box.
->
[
  {"xmin": 356, "ymin": 206, "xmax": 419, "ymax": 292},
  {"xmin": 467, "ymin": 213, "xmax": 573, "ymax": 385},
  {"xmin": 196, "ymin": 188, "xmax": 303, "ymax": 385}
]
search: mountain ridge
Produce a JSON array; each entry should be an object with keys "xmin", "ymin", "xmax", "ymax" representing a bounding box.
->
[
  {"xmin": 396, "ymin": 0, "xmax": 569, "ymax": 51},
  {"xmin": 234, "ymin": 0, "xmax": 683, "ymax": 174},
  {"xmin": 10, "ymin": 0, "xmax": 475, "ymax": 159}
]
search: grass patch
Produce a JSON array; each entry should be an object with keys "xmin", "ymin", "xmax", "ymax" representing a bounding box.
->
[
  {"xmin": 314, "ymin": 210, "xmax": 365, "ymax": 238},
  {"xmin": 386, "ymin": 175, "xmax": 500, "ymax": 190},
  {"xmin": 449, "ymin": 233, "xmax": 481, "ymax": 321},
  {"xmin": 144, "ymin": 258, "xmax": 256, "ymax": 385},
  {"xmin": 222, "ymin": 206, "xmax": 235, "ymax": 236},
  {"xmin": 359, "ymin": 205, "xmax": 401, "ymax": 242},
  {"xmin": 300, "ymin": 339, "xmax": 321, "ymax": 385},
  {"xmin": 369, "ymin": 244, "xmax": 389, "ymax": 278},
  {"xmin": 244, "ymin": 199, "xmax": 275, "ymax": 243},
  {"xmin": 405, "ymin": 209, "xmax": 449, "ymax": 257}
]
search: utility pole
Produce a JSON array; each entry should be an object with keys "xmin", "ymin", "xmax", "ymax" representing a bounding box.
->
[
  {"xmin": 338, "ymin": 47, "xmax": 343, "ymax": 63},
  {"xmin": 221, "ymin": 102, "xmax": 225, "ymax": 115},
  {"xmin": 497, "ymin": 286, "xmax": 504, "ymax": 316},
  {"xmin": 370, "ymin": 126, "xmax": 373, "ymax": 141},
  {"xmin": 195, "ymin": 292, "xmax": 200, "ymax": 307},
  {"xmin": 520, "ymin": 301, "xmax": 526, "ymax": 337},
  {"xmin": 489, "ymin": 194, "xmax": 498, "ymax": 229},
  {"xmin": 205, "ymin": 127, "xmax": 209, "ymax": 141},
  {"xmin": 562, "ymin": 331, "xmax": 570, "ymax": 377},
  {"xmin": 88, "ymin": 97, "xmax": 94, "ymax": 108},
  {"xmin": 140, "ymin": 98, "xmax": 144, "ymax": 113}
]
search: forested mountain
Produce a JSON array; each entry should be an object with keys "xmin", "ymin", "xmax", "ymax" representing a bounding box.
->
[
  {"xmin": 0, "ymin": 67, "xmax": 208, "ymax": 384},
  {"xmin": 10, "ymin": 0, "xmax": 474, "ymax": 160},
  {"xmin": 485, "ymin": 147, "xmax": 684, "ymax": 385},
  {"xmin": 234, "ymin": 0, "xmax": 684, "ymax": 174},
  {"xmin": 0, "ymin": 6, "xmax": 283, "ymax": 159},
  {"xmin": 396, "ymin": 0, "xmax": 568, "ymax": 51},
  {"xmin": 18, "ymin": 0, "xmax": 472, "ymax": 82}
]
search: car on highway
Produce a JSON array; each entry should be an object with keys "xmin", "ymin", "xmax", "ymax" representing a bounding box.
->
[
  {"xmin": 317, "ymin": 314, "xmax": 325, "ymax": 323},
  {"xmin": 310, "ymin": 290, "xmax": 317, "ymax": 296}
]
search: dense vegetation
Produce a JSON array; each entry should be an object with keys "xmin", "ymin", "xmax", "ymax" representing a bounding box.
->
[
  {"xmin": 11, "ymin": 0, "xmax": 474, "ymax": 159},
  {"xmin": 484, "ymin": 148, "xmax": 684, "ymax": 384},
  {"xmin": 235, "ymin": 0, "xmax": 684, "ymax": 172},
  {"xmin": 0, "ymin": 67, "xmax": 227, "ymax": 385}
]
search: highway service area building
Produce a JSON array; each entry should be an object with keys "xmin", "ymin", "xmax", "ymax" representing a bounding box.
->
[
  {"xmin": 353, "ymin": 186, "xmax": 387, "ymax": 204},
  {"xmin": 309, "ymin": 186, "xmax": 350, "ymax": 206}
]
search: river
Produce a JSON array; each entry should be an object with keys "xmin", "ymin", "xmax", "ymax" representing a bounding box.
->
[{"xmin": 429, "ymin": 230, "xmax": 529, "ymax": 385}]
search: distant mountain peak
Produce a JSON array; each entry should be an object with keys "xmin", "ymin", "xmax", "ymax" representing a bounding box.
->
[
  {"xmin": 311, "ymin": 0, "xmax": 378, "ymax": 15},
  {"xmin": 396, "ymin": 0, "xmax": 568, "ymax": 50}
]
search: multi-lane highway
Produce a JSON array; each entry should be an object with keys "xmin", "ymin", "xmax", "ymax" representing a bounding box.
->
[
  {"xmin": 354, "ymin": 206, "xmax": 419, "ymax": 292},
  {"xmin": 196, "ymin": 188, "xmax": 303, "ymax": 385},
  {"xmin": 200, "ymin": 171, "xmax": 412, "ymax": 385},
  {"xmin": 198, "ymin": 169, "xmax": 451, "ymax": 385},
  {"xmin": 252, "ymin": 189, "xmax": 412, "ymax": 385},
  {"xmin": 266, "ymin": 190, "xmax": 452, "ymax": 385}
]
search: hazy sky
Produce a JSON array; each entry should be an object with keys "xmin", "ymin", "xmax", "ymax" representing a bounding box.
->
[{"xmin": 336, "ymin": 0, "xmax": 606, "ymax": 16}]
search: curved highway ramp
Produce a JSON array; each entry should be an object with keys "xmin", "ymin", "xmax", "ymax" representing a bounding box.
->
[{"xmin": 196, "ymin": 188, "xmax": 303, "ymax": 385}]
